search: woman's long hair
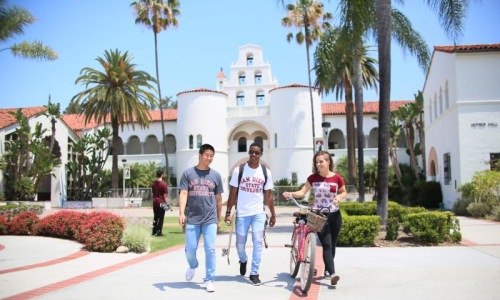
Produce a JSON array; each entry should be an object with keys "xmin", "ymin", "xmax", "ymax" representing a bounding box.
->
[{"xmin": 312, "ymin": 151, "xmax": 334, "ymax": 173}]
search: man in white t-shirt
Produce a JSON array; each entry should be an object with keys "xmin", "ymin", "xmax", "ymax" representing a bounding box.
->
[{"xmin": 224, "ymin": 142, "xmax": 276, "ymax": 286}]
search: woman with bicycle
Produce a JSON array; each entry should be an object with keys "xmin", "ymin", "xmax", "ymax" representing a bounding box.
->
[{"xmin": 283, "ymin": 150, "xmax": 347, "ymax": 286}]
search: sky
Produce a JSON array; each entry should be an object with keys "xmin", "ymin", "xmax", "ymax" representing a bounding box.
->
[{"xmin": 1, "ymin": 0, "xmax": 499, "ymax": 111}]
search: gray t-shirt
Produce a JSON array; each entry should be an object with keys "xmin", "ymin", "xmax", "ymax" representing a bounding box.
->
[{"xmin": 179, "ymin": 166, "xmax": 224, "ymax": 225}]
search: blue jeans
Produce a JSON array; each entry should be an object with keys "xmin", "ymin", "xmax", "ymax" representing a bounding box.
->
[
  {"xmin": 236, "ymin": 213, "xmax": 266, "ymax": 275},
  {"xmin": 185, "ymin": 223, "xmax": 217, "ymax": 282}
]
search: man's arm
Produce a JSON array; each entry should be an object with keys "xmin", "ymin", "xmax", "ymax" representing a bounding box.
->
[
  {"xmin": 178, "ymin": 189, "xmax": 188, "ymax": 225},
  {"xmin": 216, "ymin": 193, "xmax": 222, "ymax": 231},
  {"xmin": 224, "ymin": 186, "xmax": 238, "ymax": 223},
  {"xmin": 265, "ymin": 189, "xmax": 276, "ymax": 227}
]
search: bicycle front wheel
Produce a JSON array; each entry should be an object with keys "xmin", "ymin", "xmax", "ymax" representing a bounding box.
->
[
  {"xmin": 289, "ymin": 230, "xmax": 300, "ymax": 278},
  {"xmin": 300, "ymin": 232, "xmax": 316, "ymax": 293}
]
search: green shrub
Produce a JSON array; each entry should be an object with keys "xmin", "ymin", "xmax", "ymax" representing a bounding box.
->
[
  {"xmin": 338, "ymin": 215, "xmax": 380, "ymax": 246},
  {"xmin": 453, "ymin": 197, "xmax": 473, "ymax": 216},
  {"xmin": 80, "ymin": 211, "xmax": 125, "ymax": 252},
  {"xmin": 489, "ymin": 206, "xmax": 500, "ymax": 221},
  {"xmin": 342, "ymin": 202, "xmax": 377, "ymax": 216},
  {"xmin": 411, "ymin": 181, "xmax": 443, "ymax": 209},
  {"xmin": 385, "ymin": 217, "xmax": 399, "ymax": 241},
  {"xmin": 467, "ymin": 202, "xmax": 491, "ymax": 218},
  {"xmin": 402, "ymin": 211, "xmax": 461, "ymax": 243},
  {"xmin": 121, "ymin": 217, "xmax": 152, "ymax": 253}
]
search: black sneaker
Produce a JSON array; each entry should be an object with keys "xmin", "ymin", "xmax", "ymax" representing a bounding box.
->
[
  {"xmin": 239, "ymin": 261, "xmax": 247, "ymax": 276},
  {"xmin": 249, "ymin": 274, "xmax": 261, "ymax": 286}
]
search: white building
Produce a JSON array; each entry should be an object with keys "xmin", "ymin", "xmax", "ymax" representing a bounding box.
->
[
  {"xmin": 423, "ymin": 43, "xmax": 500, "ymax": 209},
  {"xmin": 1, "ymin": 44, "xmax": 411, "ymax": 207}
]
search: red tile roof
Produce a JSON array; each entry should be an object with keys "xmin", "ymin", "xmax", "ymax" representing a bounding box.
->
[
  {"xmin": 216, "ymin": 69, "xmax": 226, "ymax": 79},
  {"xmin": 322, "ymin": 100, "xmax": 413, "ymax": 115},
  {"xmin": 269, "ymin": 83, "xmax": 316, "ymax": 92},
  {"xmin": 61, "ymin": 109, "xmax": 178, "ymax": 132},
  {"xmin": 0, "ymin": 106, "xmax": 47, "ymax": 129},
  {"xmin": 177, "ymin": 88, "xmax": 227, "ymax": 97},
  {"xmin": 434, "ymin": 43, "xmax": 500, "ymax": 53}
]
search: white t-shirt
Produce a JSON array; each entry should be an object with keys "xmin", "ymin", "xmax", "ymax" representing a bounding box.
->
[{"xmin": 229, "ymin": 163, "xmax": 274, "ymax": 217}]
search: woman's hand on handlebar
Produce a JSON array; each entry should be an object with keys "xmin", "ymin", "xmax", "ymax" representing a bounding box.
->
[{"xmin": 282, "ymin": 191, "xmax": 292, "ymax": 200}]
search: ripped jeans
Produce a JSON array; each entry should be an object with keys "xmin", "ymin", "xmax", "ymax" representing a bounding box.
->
[{"xmin": 235, "ymin": 213, "xmax": 266, "ymax": 275}]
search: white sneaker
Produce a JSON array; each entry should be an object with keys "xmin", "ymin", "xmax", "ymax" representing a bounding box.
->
[
  {"xmin": 185, "ymin": 268, "xmax": 195, "ymax": 281},
  {"xmin": 205, "ymin": 281, "xmax": 215, "ymax": 292}
]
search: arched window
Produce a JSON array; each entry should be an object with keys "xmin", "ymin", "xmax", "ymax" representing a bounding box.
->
[
  {"xmin": 238, "ymin": 137, "xmax": 247, "ymax": 152},
  {"xmin": 256, "ymin": 91, "xmax": 265, "ymax": 105},
  {"xmin": 254, "ymin": 136, "xmax": 263, "ymax": 146},
  {"xmin": 445, "ymin": 81, "xmax": 449, "ymax": 109},
  {"xmin": 165, "ymin": 134, "xmax": 176, "ymax": 153},
  {"xmin": 274, "ymin": 133, "xmax": 278, "ymax": 148},
  {"xmin": 127, "ymin": 136, "xmax": 141, "ymax": 154},
  {"xmin": 247, "ymin": 55, "xmax": 254, "ymax": 66},
  {"xmin": 433, "ymin": 94, "xmax": 438, "ymax": 119},
  {"xmin": 439, "ymin": 87, "xmax": 443, "ymax": 115},
  {"xmin": 254, "ymin": 72, "xmax": 262, "ymax": 84},
  {"xmin": 239, "ymin": 73, "xmax": 246, "ymax": 85},
  {"xmin": 196, "ymin": 134, "xmax": 202, "ymax": 148},
  {"xmin": 189, "ymin": 135, "xmax": 193, "ymax": 149},
  {"xmin": 144, "ymin": 135, "xmax": 160, "ymax": 154},
  {"xmin": 237, "ymin": 92, "xmax": 245, "ymax": 106}
]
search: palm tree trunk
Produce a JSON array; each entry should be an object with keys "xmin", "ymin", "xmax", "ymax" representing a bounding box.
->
[
  {"xmin": 154, "ymin": 32, "xmax": 170, "ymax": 185},
  {"xmin": 305, "ymin": 42, "xmax": 316, "ymax": 151},
  {"xmin": 376, "ymin": 0, "xmax": 392, "ymax": 225},
  {"xmin": 345, "ymin": 83, "xmax": 356, "ymax": 187},
  {"xmin": 112, "ymin": 119, "xmax": 120, "ymax": 196},
  {"xmin": 353, "ymin": 50, "xmax": 365, "ymax": 203}
]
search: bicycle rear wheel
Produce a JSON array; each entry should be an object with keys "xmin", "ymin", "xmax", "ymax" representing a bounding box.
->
[
  {"xmin": 289, "ymin": 231, "xmax": 300, "ymax": 278},
  {"xmin": 300, "ymin": 232, "xmax": 316, "ymax": 293}
]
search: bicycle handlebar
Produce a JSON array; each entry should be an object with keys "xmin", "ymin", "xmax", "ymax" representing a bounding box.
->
[{"xmin": 289, "ymin": 197, "xmax": 308, "ymax": 209}]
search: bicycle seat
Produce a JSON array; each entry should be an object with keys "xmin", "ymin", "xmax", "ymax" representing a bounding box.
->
[{"xmin": 293, "ymin": 211, "xmax": 302, "ymax": 217}]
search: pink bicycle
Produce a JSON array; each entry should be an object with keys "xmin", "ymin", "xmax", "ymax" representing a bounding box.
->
[{"xmin": 285, "ymin": 197, "xmax": 327, "ymax": 293}]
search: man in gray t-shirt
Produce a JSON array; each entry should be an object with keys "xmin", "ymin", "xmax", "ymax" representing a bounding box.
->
[{"xmin": 179, "ymin": 144, "xmax": 223, "ymax": 293}]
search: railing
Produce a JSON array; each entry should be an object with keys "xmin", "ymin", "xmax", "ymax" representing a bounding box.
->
[{"xmin": 227, "ymin": 105, "xmax": 270, "ymax": 117}]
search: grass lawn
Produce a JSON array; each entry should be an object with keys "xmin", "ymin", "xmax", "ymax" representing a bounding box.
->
[{"xmin": 148, "ymin": 217, "xmax": 231, "ymax": 253}]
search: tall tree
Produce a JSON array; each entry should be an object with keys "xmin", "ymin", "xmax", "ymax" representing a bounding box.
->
[
  {"xmin": 0, "ymin": 0, "xmax": 57, "ymax": 60},
  {"xmin": 282, "ymin": 0, "xmax": 332, "ymax": 150},
  {"xmin": 313, "ymin": 27, "xmax": 379, "ymax": 189},
  {"xmin": 72, "ymin": 49, "xmax": 157, "ymax": 194},
  {"xmin": 375, "ymin": 0, "xmax": 470, "ymax": 224},
  {"xmin": 131, "ymin": 0, "xmax": 180, "ymax": 185}
]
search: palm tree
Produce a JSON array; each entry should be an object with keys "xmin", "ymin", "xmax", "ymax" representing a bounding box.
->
[
  {"xmin": 44, "ymin": 96, "xmax": 61, "ymax": 154},
  {"xmin": 375, "ymin": 0, "xmax": 470, "ymax": 224},
  {"xmin": 72, "ymin": 49, "xmax": 157, "ymax": 194},
  {"xmin": 131, "ymin": 0, "xmax": 180, "ymax": 185},
  {"xmin": 0, "ymin": 0, "xmax": 57, "ymax": 60},
  {"xmin": 313, "ymin": 27, "xmax": 379, "ymax": 189},
  {"xmin": 282, "ymin": 0, "xmax": 332, "ymax": 150}
]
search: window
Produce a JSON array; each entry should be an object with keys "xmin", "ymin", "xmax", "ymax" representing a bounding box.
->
[
  {"xmin": 491, "ymin": 153, "xmax": 500, "ymax": 171},
  {"xmin": 247, "ymin": 55, "xmax": 254, "ymax": 66},
  {"xmin": 239, "ymin": 74, "xmax": 246, "ymax": 85},
  {"xmin": 444, "ymin": 153, "xmax": 451, "ymax": 185},
  {"xmin": 237, "ymin": 92, "xmax": 245, "ymax": 106},
  {"xmin": 196, "ymin": 134, "xmax": 202, "ymax": 148},
  {"xmin": 428, "ymin": 103, "xmax": 432, "ymax": 123},
  {"xmin": 238, "ymin": 137, "xmax": 247, "ymax": 152},
  {"xmin": 439, "ymin": 87, "xmax": 443, "ymax": 115},
  {"xmin": 255, "ymin": 73, "xmax": 262, "ymax": 84},
  {"xmin": 433, "ymin": 94, "xmax": 437, "ymax": 119},
  {"xmin": 189, "ymin": 135, "xmax": 193, "ymax": 149},
  {"xmin": 274, "ymin": 133, "xmax": 277, "ymax": 148},
  {"xmin": 255, "ymin": 136, "xmax": 263, "ymax": 146},
  {"xmin": 256, "ymin": 92, "xmax": 265, "ymax": 105}
]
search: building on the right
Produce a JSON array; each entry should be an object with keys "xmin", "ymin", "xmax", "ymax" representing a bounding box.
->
[{"xmin": 423, "ymin": 43, "xmax": 500, "ymax": 209}]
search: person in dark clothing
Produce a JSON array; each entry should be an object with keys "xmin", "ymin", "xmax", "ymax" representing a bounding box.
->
[{"xmin": 152, "ymin": 169, "xmax": 169, "ymax": 236}]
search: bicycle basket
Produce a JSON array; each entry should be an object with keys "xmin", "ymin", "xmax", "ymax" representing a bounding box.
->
[{"xmin": 306, "ymin": 212, "xmax": 327, "ymax": 233}]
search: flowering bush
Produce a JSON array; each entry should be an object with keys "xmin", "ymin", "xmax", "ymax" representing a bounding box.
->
[
  {"xmin": 34, "ymin": 210, "xmax": 89, "ymax": 240},
  {"xmin": 8, "ymin": 211, "xmax": 40, "ymax": 235},
  {"xmin": 80, "ymin": 211, "xmax": 125, "ymax": 252},
  {"xmin": 0, "ymin": 215, "xmax": 9, "ymax": 235},
  {"xmin": 0, "ymin": 204, "xmax": 44, "ymax": 220},
  {"xmin": 121, "ymin": 217, "xmax": 152, "ymax": 253}
]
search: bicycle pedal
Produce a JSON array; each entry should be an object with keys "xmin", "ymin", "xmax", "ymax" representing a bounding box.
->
[
  {"xmin": 222, "ymin": 249, "xmax": 228, "ymax": 256},
  {"xmin": 284, "ymin": 244, "xmax": 292, "ymax": 248}
]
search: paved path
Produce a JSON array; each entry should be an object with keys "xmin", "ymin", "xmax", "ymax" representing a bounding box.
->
[{"xmin": 1, "ymin": 208, "xmax": 499, "ymax": 300}]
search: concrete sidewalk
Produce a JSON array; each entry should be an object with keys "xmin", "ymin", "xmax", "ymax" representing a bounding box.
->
[{"xmin": 1, "ymin": 209, "xmax": 499, "ymax": 300}]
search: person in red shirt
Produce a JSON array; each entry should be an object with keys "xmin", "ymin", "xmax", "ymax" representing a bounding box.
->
[
  {"xmin": 152, "ymin": 169, "xmax": 169, "ymax": 236},
  {"xmin": 283, "ymin": 151, "xmax": 347, "ymax": 286}
]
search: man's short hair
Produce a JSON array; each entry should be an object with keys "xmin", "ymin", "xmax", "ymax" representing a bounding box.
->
[
  {"xmin": 249, "ymin": 142, "xmax": 263, "ymax": 153},
  {"xmin": 199, "ymin": 143, "xmax": 215, "ymax": 154},
  {"xmin": 156, "ymin": 169, "xmax": 164, "ymax": 178}
]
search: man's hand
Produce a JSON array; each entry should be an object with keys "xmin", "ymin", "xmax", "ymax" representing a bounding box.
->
[
  {"xmin": 224, "ymin": 215, "xmax": 232, "ymax": 226},
  {"xmin": 269, "ymin": 215, "xmax": 276, "ymax": 227},
  {"xmin": 179, "ymin": 214, "xmax": 186, "ymax": 226}
]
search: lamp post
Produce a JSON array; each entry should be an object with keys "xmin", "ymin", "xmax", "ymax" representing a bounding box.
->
[
  {"xmin": 322, "ymin": 122, "xmax": 331, "ymax": 150},
  {"xmin": 122, "ymin": 159, "xmax": 127, "ymax": 201}
]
